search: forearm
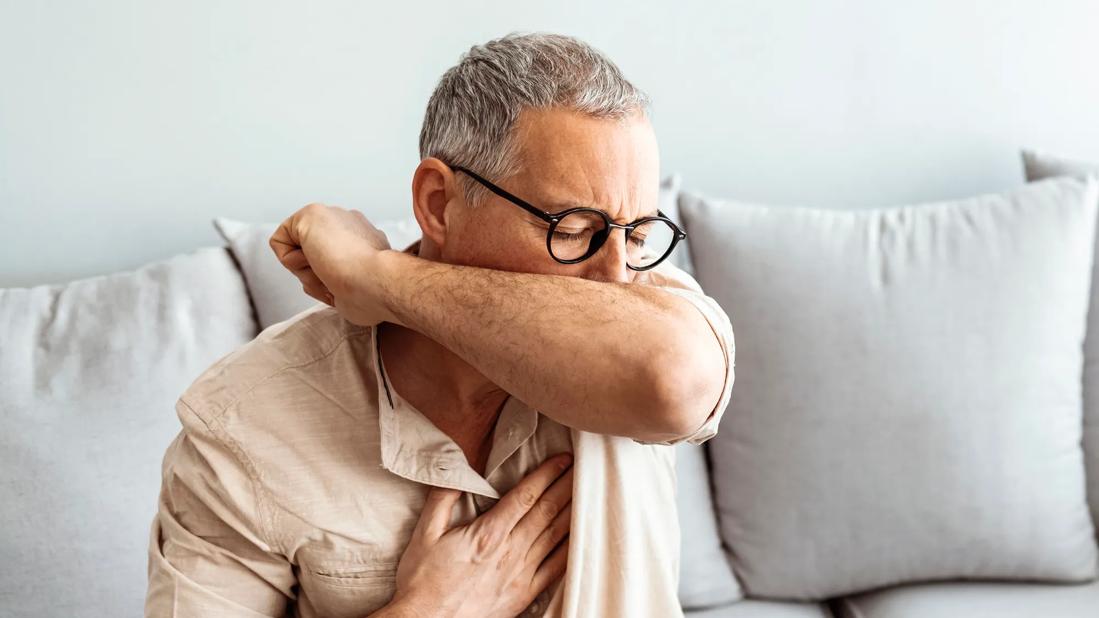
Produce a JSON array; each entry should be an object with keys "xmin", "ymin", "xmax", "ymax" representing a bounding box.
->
[{"xmin": 371, "ymin": 250, "xmax": 722, "ymax": 441}]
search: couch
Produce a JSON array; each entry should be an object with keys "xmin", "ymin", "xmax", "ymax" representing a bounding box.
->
[{"xmin": 3, "ymin": 150, "xmax": 1099, "ymax": 617}]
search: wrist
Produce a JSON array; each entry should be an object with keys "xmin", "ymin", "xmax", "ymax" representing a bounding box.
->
[{"xmin": 366, "ymin": 248, "xmax": 414, "ymax": 328}]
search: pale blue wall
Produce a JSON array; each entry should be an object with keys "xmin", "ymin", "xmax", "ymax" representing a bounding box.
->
[{"xmin": 2, "ymin": 0, "xmax": 1098, "ymax": 286}]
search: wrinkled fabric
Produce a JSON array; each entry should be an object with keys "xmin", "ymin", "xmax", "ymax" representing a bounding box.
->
[
  {"xmin": 1, "ymin": 247, "xmax": 257, "ymax": 618},
  {"xmin": 146, "ymin": 241, "xmax": 735, "ymax": 617}
]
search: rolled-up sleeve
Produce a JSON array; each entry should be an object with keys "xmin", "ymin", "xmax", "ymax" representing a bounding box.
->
[
  {"xmin": 145, "ymin": 400, "xmax": 295, "ymax": 617},
  {"xmin": 635, "ymin": 262, "xmax": 736, "ymax": 446}
]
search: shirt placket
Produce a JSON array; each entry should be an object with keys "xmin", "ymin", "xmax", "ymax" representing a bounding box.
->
[{"xmin": 372, "ymin": 323, "xmax": 554, "ymax": 614}]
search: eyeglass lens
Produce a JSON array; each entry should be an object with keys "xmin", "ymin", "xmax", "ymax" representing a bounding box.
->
[{"xmin": 550, "ymin": 211, "xmax": 677, "ymax": 268}]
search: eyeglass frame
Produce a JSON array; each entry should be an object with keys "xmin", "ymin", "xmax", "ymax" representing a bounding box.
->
[{"xmin": 448, "ymin": 164, "xmax": 687, "ymax": 271}]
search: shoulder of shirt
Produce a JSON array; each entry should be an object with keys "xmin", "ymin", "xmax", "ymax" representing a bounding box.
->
[{"xmin": 177, "ymin": 303, "xmax": 372, "ymax": 426}]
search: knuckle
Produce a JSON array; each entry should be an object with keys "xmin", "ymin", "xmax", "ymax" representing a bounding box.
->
[
  {"xmin": 303, "ymin": 202, "xmax": 328, "ymax": 216},
  {"xmin": 473, "ymin": 525, "xmax": 502, "ymax": 558},
  {"xmin": 516, "ymin": 487, "xmax": 539, "ymax": 509},
  {"xmin": 535, "ymin": 499, "xmax": 558, "ymax": 522}
]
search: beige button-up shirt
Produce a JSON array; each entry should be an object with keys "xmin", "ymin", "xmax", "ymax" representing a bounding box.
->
[{"xmin": 145, "ymin": 242, "xmax": 735, "ymax": 618}]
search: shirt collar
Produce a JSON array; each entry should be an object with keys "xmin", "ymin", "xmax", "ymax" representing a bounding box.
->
[{"xmin": 370, "ymin": 238, "xmax": 538, "ymax": 499}]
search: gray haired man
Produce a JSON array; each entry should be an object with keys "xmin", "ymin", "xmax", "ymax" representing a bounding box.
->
[{"xmin": 146, "ymin": 33, "xmax": 734, "ymax": 617}]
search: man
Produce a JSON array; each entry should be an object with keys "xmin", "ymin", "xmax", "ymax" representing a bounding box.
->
[{"xmin": 146, "ymin": 33, "xmax": 734, "ymax": 617}]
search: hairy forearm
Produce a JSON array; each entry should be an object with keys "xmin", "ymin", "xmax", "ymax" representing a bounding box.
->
[{"xmin": 371, "ymin": 250, "xmax": 722, "ymax": 441}]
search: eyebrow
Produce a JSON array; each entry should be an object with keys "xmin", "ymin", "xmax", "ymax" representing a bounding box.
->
[{"xmin": 543, "ymin": 201, "xmax": 660, "ymax": 221}]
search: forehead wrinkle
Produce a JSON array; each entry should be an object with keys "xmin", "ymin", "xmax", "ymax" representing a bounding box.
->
[
  {"xmin": 532, "ymin": 183, "xmax": 657, "ymax": 221},
  {"xmin": 509, "ymin": 110, "xmax": 660, "ymax": 223}
]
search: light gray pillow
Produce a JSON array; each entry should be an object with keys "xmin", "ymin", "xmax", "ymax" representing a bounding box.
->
[
  {"xmin": 0, "ymin": 247, "xmax": 257, "ymax": 618},
  {"xmin": 660, "ymin": 173, "xmax": 695, "ymax": 276},
  {"xmin": 1022, "ymin": 148, "xmax": 1099, "ymax": 541},
  {"xmin": 681, "ymin": 176, "xmax": 1099, "ymax": 600},
  {"xmin": 1023, "ymin": 149, "xmax": 1099, "ymax": 183},
  {"xmin": 676, "ymin": 442, "xmax": 743, "ymax": 608},
  {"xmin": 214, "ymin": 216, "xmax": 422, "ymax": 329}
]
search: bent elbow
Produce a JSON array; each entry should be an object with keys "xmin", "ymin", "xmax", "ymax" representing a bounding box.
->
[{"xmin": 647, "ymin": 341, "xmax": 725, "ymax": 442}]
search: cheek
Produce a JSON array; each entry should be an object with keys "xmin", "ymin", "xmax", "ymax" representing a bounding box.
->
[{"xmin": 442, "ymin": 216, "xmax": 547, "ymax": 272}]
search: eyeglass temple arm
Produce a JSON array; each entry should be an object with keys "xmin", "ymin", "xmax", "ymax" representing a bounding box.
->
[
  {"xmin": 450, "ymin": 166, "xmax": 554, "ymax": 223},
  {"xmin": 454, "ymin": 165, "xmax": 686, "ymax": 240}
]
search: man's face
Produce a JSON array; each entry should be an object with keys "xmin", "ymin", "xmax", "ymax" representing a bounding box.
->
[{"xmin": 439, "ymin": 107, "xmax": 661, "ymax": 284}]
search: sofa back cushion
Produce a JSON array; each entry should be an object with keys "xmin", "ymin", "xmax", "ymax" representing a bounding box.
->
[
  {"xmin": 681, "ymin": 176, "xmax": 1099, "ymax": 600},
  {"xmin": 1023, "ymin": 149, "xmax": 1099, "ymax": 538},
  {"xmin": 675, "ymin": 442, "xmax": 743, "ymax": 608},
  {"xmin": 0, "ymin": 247, "xmax": 257, "ymax": 617}
]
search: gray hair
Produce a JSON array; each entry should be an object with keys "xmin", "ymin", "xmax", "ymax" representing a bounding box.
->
[{"xmin": 418, "ymin": 32, "xmax": 651, "ymax": 205}]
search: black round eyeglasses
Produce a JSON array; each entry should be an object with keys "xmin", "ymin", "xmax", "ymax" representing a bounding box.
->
[{"xmin": 450, "ymin": 165, "xmax": 687, "ymax": 271}]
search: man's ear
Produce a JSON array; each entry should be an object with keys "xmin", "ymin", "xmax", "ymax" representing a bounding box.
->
[{"xmin": 411, "ymin": 158, "xmax": 460, "ymax": 251}]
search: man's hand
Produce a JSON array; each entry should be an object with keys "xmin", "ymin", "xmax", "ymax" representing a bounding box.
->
[
  {"xmin": 269, "ymin": 203, "xmax": 396, "ymax": 326},
  {"xmin": 383, "ymin": 453, "xmax": 573, "ymax": 618}
]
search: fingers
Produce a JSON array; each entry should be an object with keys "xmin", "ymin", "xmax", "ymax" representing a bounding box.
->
[
  {"xmin": 511, "ymin": 465, "xmax": 572, "ymax": 546},
  {"xmin": 413, "ymin": 487, "xmax": 462, "ymax": 543},
  {"xmin": 295, "ymin": 266, "xmax": 333, "ymax": 305},
  {"xmin": 268, "ymin": 209, "xmax": 333, "ymax": 304},
  {"xmin": 269, "ymin": 213, "xmax": 304, "ymax": 265},
  {"xmin": 482, "ymin": 453, "xmax": 572, "ymax": 535},
  {"xmin": 525, "ymin": 501, "xmax": 571, "ymax": 565},
  {"xmin": 530, "ymin": 536, "xmax": 570, "ymax": 594},
  {"xmin": 277, "ymin": 246, "xmax": 310, "ymax": 272}
]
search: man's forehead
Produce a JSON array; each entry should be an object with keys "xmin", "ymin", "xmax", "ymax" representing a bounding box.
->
[{"xmin": 510, "ymin": 109, "xmax": 661, "ymax": 220}]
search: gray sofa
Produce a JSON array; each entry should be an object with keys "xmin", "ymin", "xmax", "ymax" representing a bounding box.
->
[{"xmin": 3, "ymin": 151, "xmax": 1099, "ymax": 617}]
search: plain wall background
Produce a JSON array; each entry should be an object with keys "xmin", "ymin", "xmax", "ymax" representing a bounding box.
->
[{"xmin": 2, "ymin": 0, "xmax": 1098, "ymax": 287}]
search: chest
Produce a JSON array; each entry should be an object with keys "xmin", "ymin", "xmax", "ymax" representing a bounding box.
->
[{"xmin": 267, "ymin": 422, "xmax": 574, "ymax": 617}]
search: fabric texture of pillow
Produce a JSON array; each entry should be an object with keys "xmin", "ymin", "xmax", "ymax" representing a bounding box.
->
[
  {"xmin": 214, "ymin": 216, "xmax": 422, "ymax": 329},
  {"xmin": 676, "ymin": 442, "xmax": 744, "ymax": 608},
  {"xmin": 0, "ymin": 247, "xmax": 257, "ymax": 617},
  {"xmin": 1023, "ymin": 149, "xmax": 1099, "ymax": 182},
  {"xmin": 659, "ymin": 173, "xmax": 695, "ymax": 275},
  {"xmin": 1022, "ymin": 148, "xmax": 1099, "ymax": 541},
  {"xmin": 681, "ymin": 176, "xmax": 1099, "ymax": 600}
]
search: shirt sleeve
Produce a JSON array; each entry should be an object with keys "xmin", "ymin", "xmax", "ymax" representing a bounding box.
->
[
  {"xmin": 145, "ymin": 399, "xmax": 296, "ymax": 617},
  {"xmin": 632, "ymin": 261, "xmax": 736, "ymax": 446}
]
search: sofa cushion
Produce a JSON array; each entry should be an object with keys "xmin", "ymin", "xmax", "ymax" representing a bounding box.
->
[
  {"xmin": 685, "ymin": 599, "xmax": 831, "ymax": 617},
  {"xmin": 835, "ymin": 579, "xmax": 1099, "ymax": 618},
  {"xmin": 676, "ymin": 442, "xmax": 743, "ymax": 607},
  {"xmin": 0, "ymin": 247, "xmax": 257, "ymax": 618},
  {"xmin": 1022, "ymin": 149, "xmax": 1099, "ymax": 182},
  {"xmin": 680, "ymin": 176, "xmax": 1099, "ymax": 600},
  {"xmin": 660, "ymin": 173, "xmax": 695, "ymax": 275},
  {"xmin": 1022, "ymin": 148, "xmax": 1099, "ymax": 538}
]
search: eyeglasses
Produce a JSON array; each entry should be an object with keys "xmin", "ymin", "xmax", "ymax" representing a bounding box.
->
[{"xmin": 450, "ymin": 165, "xmax": 687, "ymax": 271}]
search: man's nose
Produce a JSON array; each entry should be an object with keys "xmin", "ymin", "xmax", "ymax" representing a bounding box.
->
[{"xmin": 581, "ymin": 227, "xmax": 631, "ymax": 284}]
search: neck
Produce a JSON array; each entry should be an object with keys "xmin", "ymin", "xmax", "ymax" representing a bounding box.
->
[{"xmin": 377, "ymin": 321, "xmax": 509, "ymax": 473}]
